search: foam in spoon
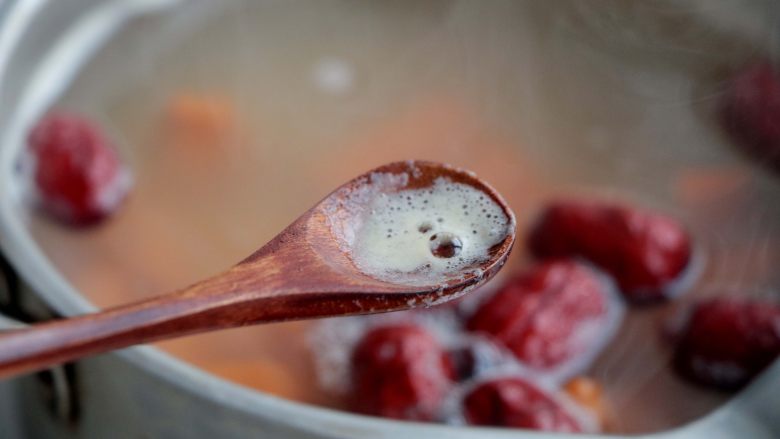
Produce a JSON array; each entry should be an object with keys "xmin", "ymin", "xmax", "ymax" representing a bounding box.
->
[{"xmin": 328, "ymin": 171, "xmax": 511, "ymax": 286}]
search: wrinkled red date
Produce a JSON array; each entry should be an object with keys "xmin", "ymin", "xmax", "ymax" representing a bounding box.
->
[
  {"xmin": 466, "ymin": 260, "xmax": 614, "ymax": 373},
  {"xmin": 28, "ymin": 113, "xmax": 131, "ymax": 225},
  {"xmin": 463, "ymin": 377, "xmax": 583, "ymax": 432},
  {"xmin": 350, "ymin": 323, "xmax": 454, "ymax": 421},
  {"xmin": 672, "ymin": 297, "xmax": 780, "ymax": 390},
  {"xmin": 720, "ymin": 62, "xmax": 780, "ymax": 171},
  {"xmin": 528, "ymin": 200, "xmax": 692, "ymax": 303}
]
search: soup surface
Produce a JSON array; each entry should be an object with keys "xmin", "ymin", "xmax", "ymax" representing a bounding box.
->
[{"xmin": 20, "ymin": 0, "xmax": 780, "ymax": 434}]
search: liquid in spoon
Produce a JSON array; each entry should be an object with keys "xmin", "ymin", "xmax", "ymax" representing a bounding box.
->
[{"xmin": 327, "ymin": 171, "xmax": 512, "ymax": 286}]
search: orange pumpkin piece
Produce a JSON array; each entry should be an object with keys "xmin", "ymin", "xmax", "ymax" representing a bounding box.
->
[
  {"xmin": 165, "ymin": 92, "xmax": 237, "ymax": 146},
  {"xmin": 674, "ymin": 166, "xmax": 750, "ymax": 207},
  {"xmin": 564, "ymin": 376, "xmax": 612, "ymax": 431}
]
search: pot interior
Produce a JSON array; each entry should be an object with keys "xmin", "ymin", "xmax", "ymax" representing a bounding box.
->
[{"xmin": 7, "ymin": 0, "xmax": 780, "ymax": 435}]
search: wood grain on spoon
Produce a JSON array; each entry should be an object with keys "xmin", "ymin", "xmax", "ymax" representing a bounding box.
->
[{"xmin": 0, "ymin": 161, "xmax": 515, "ymax": 379}]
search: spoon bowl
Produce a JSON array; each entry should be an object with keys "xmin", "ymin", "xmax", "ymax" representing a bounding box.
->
[{"xmin": 0, "ymin": 160, "xmax": 515, "ymax": 379}]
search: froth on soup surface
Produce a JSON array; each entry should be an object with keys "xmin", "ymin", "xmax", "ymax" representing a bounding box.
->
[{"xmin": 328, "ymin": 172, "xmax": 511, "ymax": 285}]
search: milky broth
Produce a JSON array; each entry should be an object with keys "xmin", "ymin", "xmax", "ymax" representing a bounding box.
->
[{"xmin": 331, "ymin": 173, "xmax": 511, "ymax": 285}]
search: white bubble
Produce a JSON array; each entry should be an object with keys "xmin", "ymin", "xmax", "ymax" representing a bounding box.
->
[{"xmin": 312, "ymin": 58, "xmax": 354, "ymax": 95}]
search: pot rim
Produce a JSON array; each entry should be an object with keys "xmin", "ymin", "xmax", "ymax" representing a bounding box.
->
[{"xmin": 0, "ymin": 1, "xmax": 777, "ymax": 438}]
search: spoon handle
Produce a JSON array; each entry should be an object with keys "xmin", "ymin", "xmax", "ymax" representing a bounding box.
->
[{"xmin": 0, "ymin": 275, "xmax": 287, "ymax": 380}]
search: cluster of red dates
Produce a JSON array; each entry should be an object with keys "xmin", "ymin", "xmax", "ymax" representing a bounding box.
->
[{"xmin": 343, "ymin": 198, "xmax": 779, "ymax": 432}]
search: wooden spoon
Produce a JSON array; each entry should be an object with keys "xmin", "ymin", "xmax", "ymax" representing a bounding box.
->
[{"xmin": 0, "ymin": 160, "xmax": 515, "ymax": 379}]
